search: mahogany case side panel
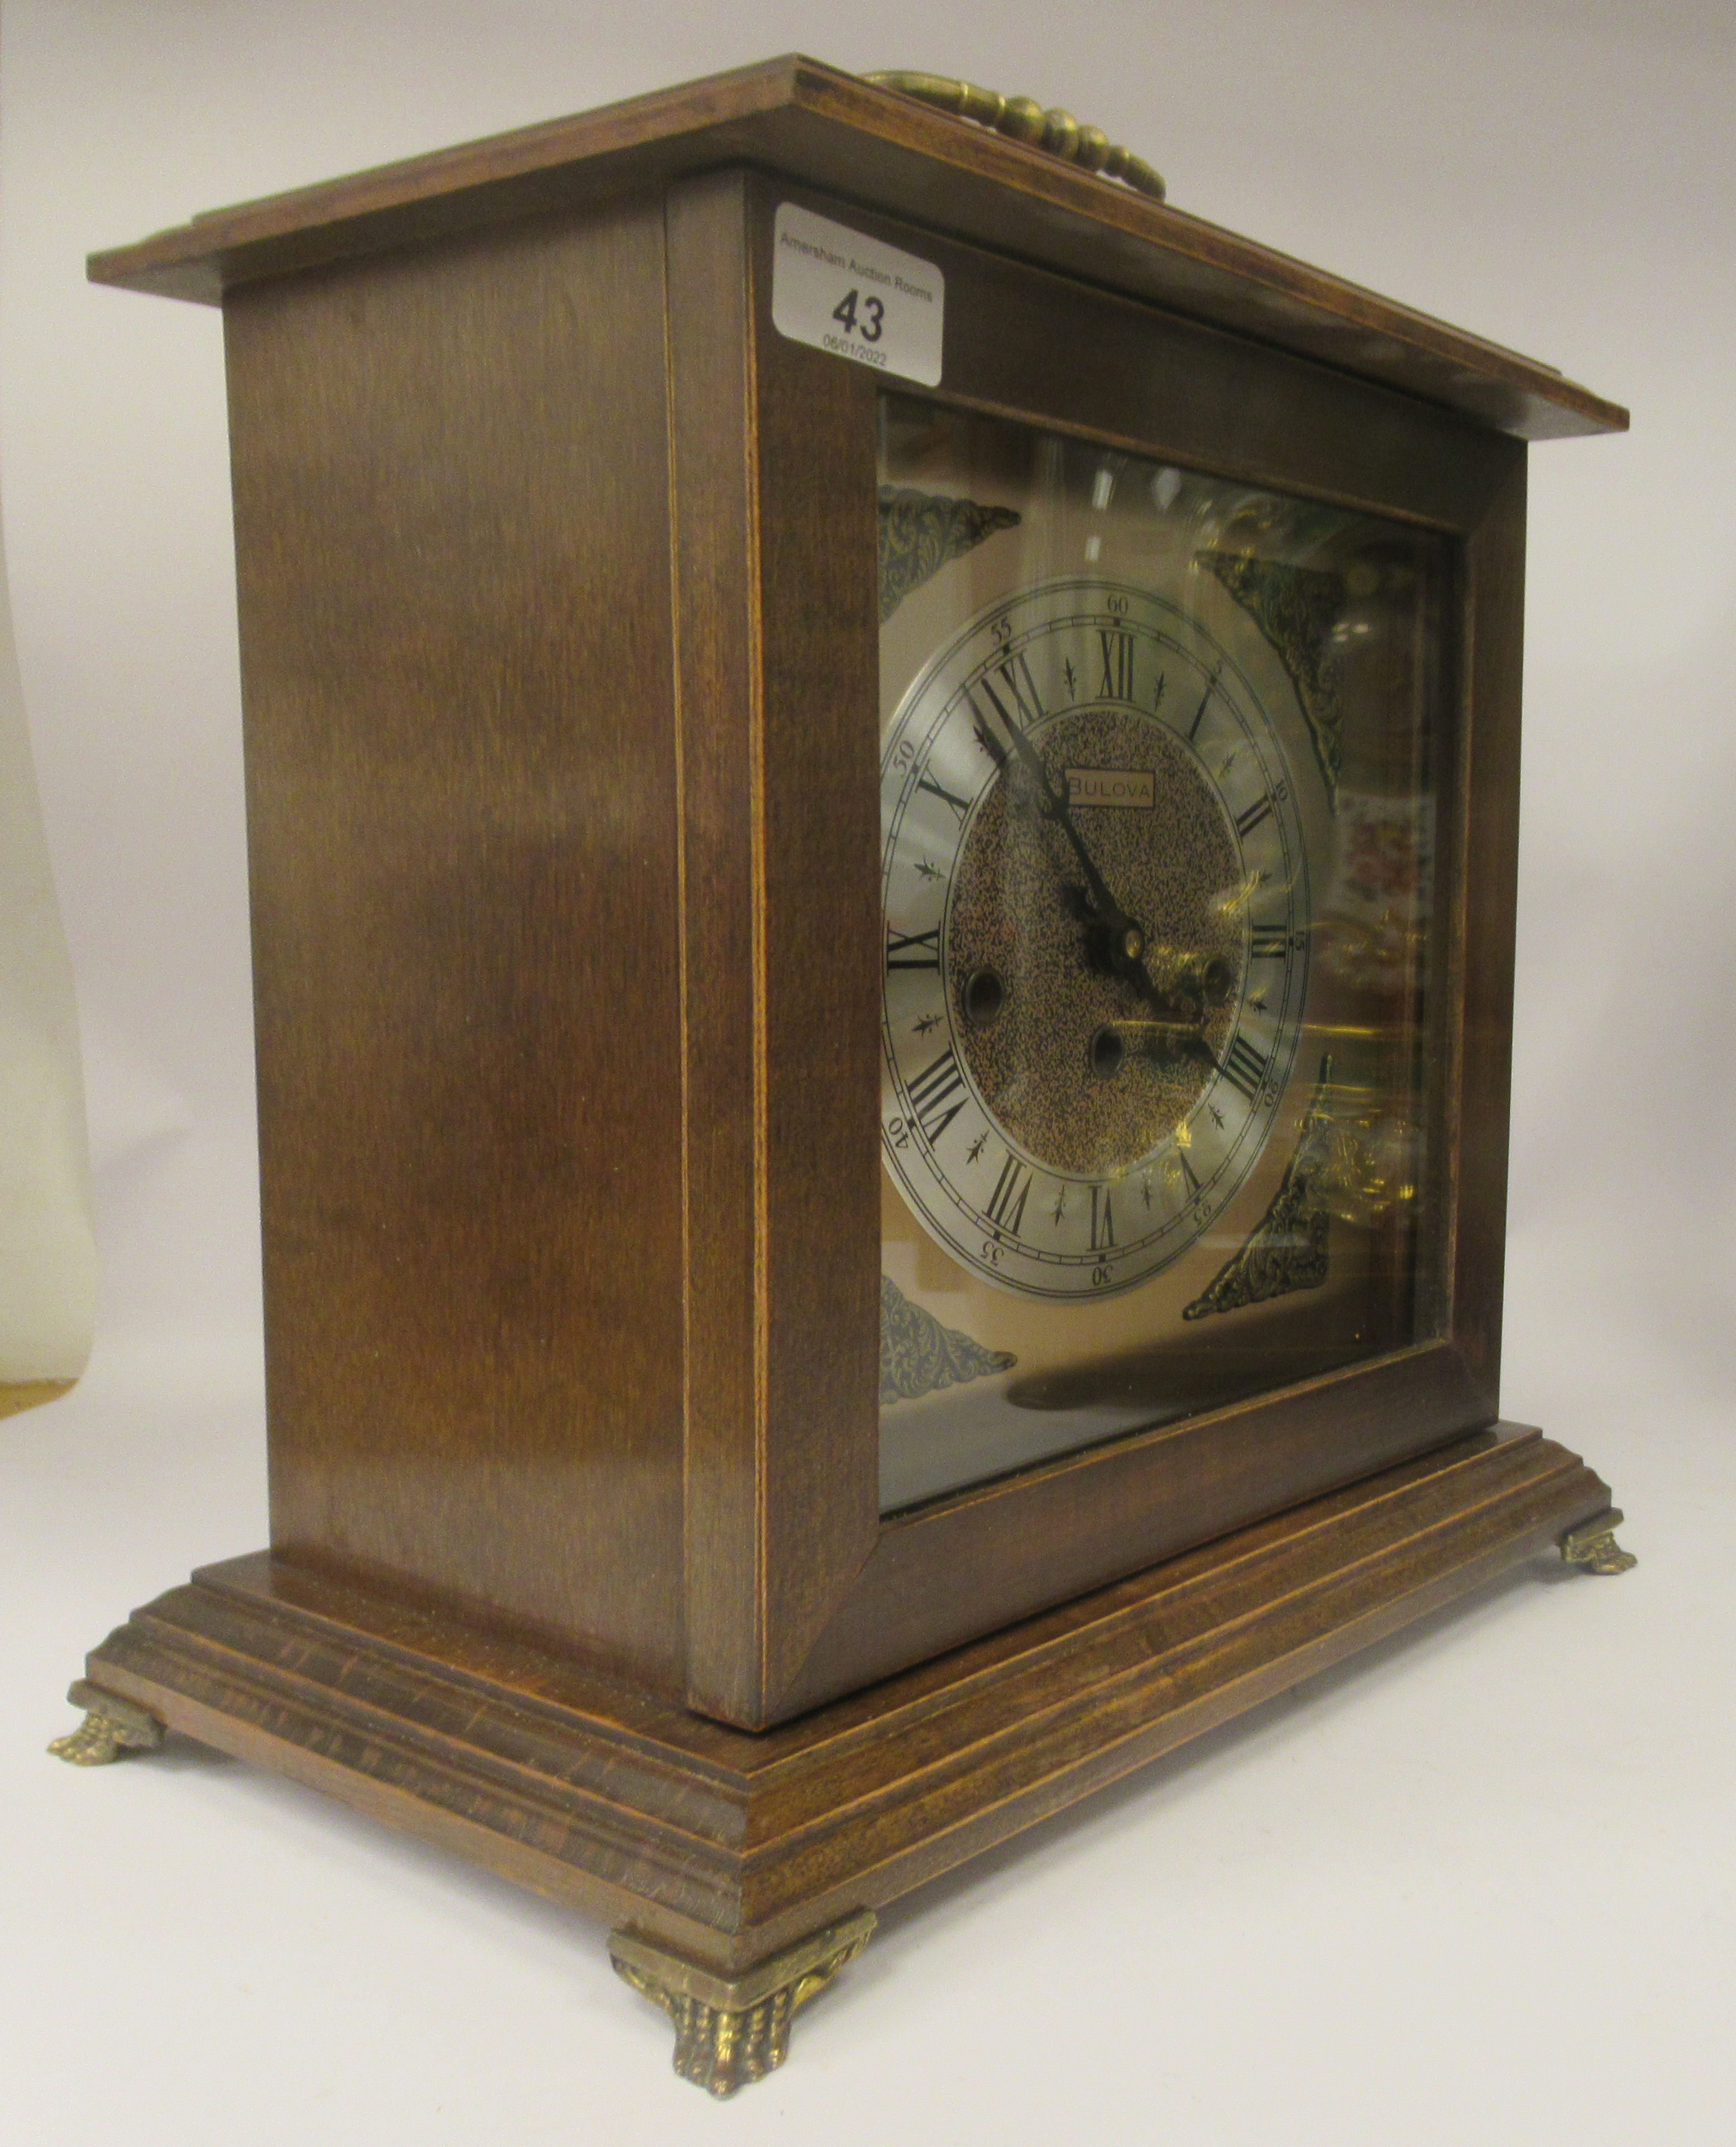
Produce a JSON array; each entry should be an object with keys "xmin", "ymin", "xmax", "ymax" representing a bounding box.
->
[
  {"xmin": 668, "ymin": 172, "xmax": 882, "ymax": 1725},
  {"xmin": 227, "ymin": 193, "xmax": 688, "ymax": 1686}
]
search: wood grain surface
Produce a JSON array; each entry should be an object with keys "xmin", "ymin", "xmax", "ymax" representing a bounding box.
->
[
  {"xmin": 666, "ymin": 173, "xmax": 882, "ymax": 1725},
  {"xmin": 228, "ymin": 193, "xmax": 688, "ymax": 1688},
  {"xmin": 87, "ymin": 55, "xmax": 1626, "ymax": 443},
  {"xmin": 1450, "ymin": 452, "xmax": 1530, "ymax": 1395},
  {"xmin": 78, "ymin": 1424, "xmax": 1615, "ymax": 1974}
]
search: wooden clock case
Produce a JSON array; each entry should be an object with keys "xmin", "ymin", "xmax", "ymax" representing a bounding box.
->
[{"xmin": 61, "ymin": 56, "xmax": 1630, "ymax": 2090}]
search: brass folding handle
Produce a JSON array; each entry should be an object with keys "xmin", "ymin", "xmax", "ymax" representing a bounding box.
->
[{"xmin": 864, "ymin": 71, "xmax": 1165, "ymax": 201}]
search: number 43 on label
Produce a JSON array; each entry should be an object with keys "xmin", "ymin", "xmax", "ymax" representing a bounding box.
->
[{"xmin": 771, "ymin": 200, "xmax": 945, "ymax": 387}]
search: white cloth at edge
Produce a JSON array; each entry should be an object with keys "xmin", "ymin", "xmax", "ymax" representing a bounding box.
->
[{"xmin": 0, "ymin": 471, "xmax": 96, "ymax": 1406}]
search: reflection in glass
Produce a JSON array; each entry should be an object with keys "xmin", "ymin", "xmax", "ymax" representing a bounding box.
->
[{"xmin": 877, "ymin": 395, "xmax": 1449, "ymax": 1512}]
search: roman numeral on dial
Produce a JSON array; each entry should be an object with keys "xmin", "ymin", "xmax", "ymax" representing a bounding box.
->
[
  {"xmin": 1220, "ymin": 1033, "xmax": 1271, "ymax": 1103},
  {"xmin": 977, "ymin": 653, "xmax": 1046, "ymax": 731},
  {"xmin": 1235, "ymin": 794, "xmax": 1275, "ymax": 838},
  {"xmin": 1098, "ymin": 630, "xmax": 1135, "ymax": 702},
  {"xmin": 1249, "ymin": 922, "xmax": 1290, "ymax": 959},
  {"xmin": 1091, "ymin": 1183, "xmax": 1116, "ymax": 1250},
  {"xmin": 984, "ymin": 1154, "xmax": 1032, "ymax": 1235},
  {"xmin": 907, "ymin": 1046, "xmax": 969, "ymax": 1145},
  {"xmin": 886, "ymin": 926, "xmax": 941, "ymax": 970}
]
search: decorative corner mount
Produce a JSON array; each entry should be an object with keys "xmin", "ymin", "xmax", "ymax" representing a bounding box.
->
[
  {"xmin": 610, "ymin": 1910, "xmax": 876, "ymax": 2096},
  {"xmin": 1560, "ymin": 1510, "xmax": 1637, "ymax": 1576},
  {"xmin": 49, "ymin": 1680, "xmax": 166, "ymax": 1766},
  {"xmin": 865, "ymin": 71, "xmax": 1165, "ymax": 200}
]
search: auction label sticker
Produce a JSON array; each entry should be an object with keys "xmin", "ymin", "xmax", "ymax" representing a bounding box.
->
[{"xmin": 771, "ymin": 203, "xmax": 944, "ymax": 386}]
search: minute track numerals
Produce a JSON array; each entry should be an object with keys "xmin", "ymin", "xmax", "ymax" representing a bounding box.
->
[{"xmin": 881, "ymin": 577, "xmax": 1312, "ymax": 1299}]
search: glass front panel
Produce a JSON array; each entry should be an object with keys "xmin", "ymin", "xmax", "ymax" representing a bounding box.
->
[{"xmin": 878, "ymin": 394, "xmax": 1450, "ymax": 1512}]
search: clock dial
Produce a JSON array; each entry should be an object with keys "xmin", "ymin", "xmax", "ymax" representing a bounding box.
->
[{"xmin": 881, "ymin": 580, "xmax": 1310, "ymax": 1298}]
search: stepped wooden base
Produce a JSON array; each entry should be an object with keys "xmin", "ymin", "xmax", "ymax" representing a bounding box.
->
[{"xmin": 60, "ymin": 1423, "xmax": 1624, "ymax": 2089}]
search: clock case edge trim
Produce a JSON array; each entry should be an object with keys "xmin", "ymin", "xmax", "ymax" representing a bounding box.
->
[
  {"xmin": 675, "ymin": 170, "xmax": 1522, "ymax": 1727},
  {"xmin": 84, "ymin": 56, "xmax": 1625, "ymax": 446},
  {"xmin": 74, "ymin": 1423, "xmax": 1614, "ymax": 1971}
]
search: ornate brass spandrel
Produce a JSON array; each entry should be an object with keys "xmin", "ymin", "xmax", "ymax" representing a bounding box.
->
[
  {"xmin": 878, "ymin": 487, "xmax": 1020, "ymax": 621},
  {"xmin": 1560, "ymin": 1510, "xmax": 1638, "ymax": 1575},
  {"xmin": 1183, "ymin": 1053, "xmax": 1421, "ymax": 1321},
  {"xmin": 49, "ymin": 1680, "xmax": 165, "ymax": 1766},
  {"xmin": 1197, "ymin": 550, "xmax": 1345, "ymax": 800},
  {"xmin": 864, "ymin": 71, "xmax": 1166, "ymax": 199},
  {"xmin": 881, "ymin": 1274, "xmax": 1015, "ymax": 1403},
  {"xmin": 1183, "ymin": 1131, "xmax": 1331, "ymax": 1321},
  {"xmin": 610, "ymin": 1911, "xmax": 876, "ymax": 2096}
]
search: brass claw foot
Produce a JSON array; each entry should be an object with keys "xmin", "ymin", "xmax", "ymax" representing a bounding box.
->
[
  {"xmin": 611, "ymin": 1910, "xmax": 875, "ymax": 2096},
  {"xmin": 49, "ymin": 1680, "xmax": 166, "ymax": 1766},
  {"xmin": 1560, "ymin": 1509, "xmax": 1638, "ymax": 1576}
]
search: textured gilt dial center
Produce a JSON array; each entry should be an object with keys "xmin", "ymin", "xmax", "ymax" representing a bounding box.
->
[{"xmin": 949, "ymin": 710, "xmax": 1243, "ymax": 1177}]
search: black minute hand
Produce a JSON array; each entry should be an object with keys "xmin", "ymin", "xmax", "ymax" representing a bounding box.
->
[
  {"xmin": 982, "ymin": 695, "xmax": 1217, "ymax": 1047},
  {"xmin": 989, "ymin": 704, "xmax": 1131, "ymax": 944},
  {"xmin": 978, "ymin": 694, "xmax": 1230, "ymax": 1075}
]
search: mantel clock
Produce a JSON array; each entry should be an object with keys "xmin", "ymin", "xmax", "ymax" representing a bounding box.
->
[{"xmin": 57, "ymin": 59, "xmax": 1633, "ymax": 2097}]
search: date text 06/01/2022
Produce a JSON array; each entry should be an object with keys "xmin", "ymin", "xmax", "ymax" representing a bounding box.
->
[{"xmin": 825, "ymin": 331, "xmax": 889, "ymax": 367}]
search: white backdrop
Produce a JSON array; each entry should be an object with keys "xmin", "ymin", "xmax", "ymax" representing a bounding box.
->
[{"xmin": 2, "ymin": 4, "xmax": 1732, "ymax": 2141}]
